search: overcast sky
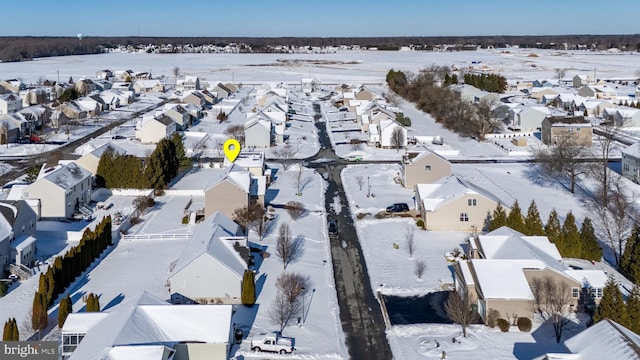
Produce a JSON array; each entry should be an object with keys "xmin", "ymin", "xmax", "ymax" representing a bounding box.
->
[{"xmin": 4, "ymin": 0, "xmax": 639, "ymax": 38}]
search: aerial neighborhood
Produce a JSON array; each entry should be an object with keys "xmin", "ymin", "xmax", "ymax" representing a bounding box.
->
[{"xmin": 0, "ymin": 46, "xmax": 640, "ymax": 360}]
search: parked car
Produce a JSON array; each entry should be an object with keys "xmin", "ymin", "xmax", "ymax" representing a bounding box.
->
[
  {"xmin": 112, "ymin": 135, "xmax": 126, "ymax": 140},
  {"xmin": 386, "ymin": 203, "xmax": 410, "ymax": 213},
  {"xmin": 328, "ymin": 219, "xmax": 338, "ymax": 236},
  {"xmin": 251, "ymin": 333, "xmax": 295, "ymax": 354}
]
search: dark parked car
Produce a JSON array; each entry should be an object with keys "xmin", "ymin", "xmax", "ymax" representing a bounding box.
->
[
  {"xmin": 328, "ymin": 220, "xmax": 338, "ymax": 236},
  {"xmin": 112, "ymin": 135, "xmax": 126, "ymax": 140},
  {"xmin": 386, "ymin": 203, "xmax": 410, "ymax": 213}
]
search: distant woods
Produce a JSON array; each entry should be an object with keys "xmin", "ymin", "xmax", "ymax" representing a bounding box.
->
[{"xmin": 1, "ymin": 34, "xmax": 640, "ymax": 62}]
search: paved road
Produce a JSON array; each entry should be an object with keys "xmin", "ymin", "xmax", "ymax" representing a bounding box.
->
[{"xmin": 306, "ymin": 103, "xmax": 393, "ymax": 360}]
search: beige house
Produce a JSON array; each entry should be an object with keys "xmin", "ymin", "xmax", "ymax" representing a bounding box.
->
[
  {"xmin": 22, "ymin": 163, "xmax": 92, "ymax": 219},
  {"xmin": 529, "ymin": 87, "xmax": 559, "ymax": 102},
  {"xmin": 75, "ymin": 142, "xmax": 127, "ymax": 176},
  {"xmin": 355, "ymin": 87, "xmax": 376, "ymax": 101},
  {"xmin": 402, "ymin": 150, "xmax": 452, "ymax": 189},
  {"xmin": 133, "ymin": 79, "xmax": 164, "ymax": 93},
  {"xmin": 455, "ymin": 226, "xmax": 607, "ymax": 323},
  {"xmin": 182, "ymin": 91, "xmax": 206, "ymax": 109},
  {"xmin": 204, "ymin": 164, "xmax": 252, "ymax": 219},
  {"xmin": 0, "ymin": 92, "xmax": 23, "ymax": 115},
  {"xmin": 573, "ymin": 74, "xmax": 595, "ymax": 88},
  {"xmin": 578, "ymin": 85, "xmax": 617, "ymax": 100},
  {"xmin": 135, "ymin": 115, "xmax": 177, "ymax": 144},
  {"xmin": 159, "ymin": 104, "xmax": 191, "ymax": 130},
  {"xmin": 415, "ymin": 175, "xmax": 508, "ymax": 231},
  {"xmin": 541, "ymin": 115, "xmax": 593, "ymax": 146},
  {"xmin": 168, "ymin": 211, "xmax": 248, "ymax": 304},
  {"xmin": 61, "ymin": 292, "xmax": 233, "ymax": 360},
  {"xmin": 211, "ymin": 83, "xmax": 235, "ymax": 99},
  {"xmin": 177, "ymin": 75, "xmax": 201, "ymax": 91}
]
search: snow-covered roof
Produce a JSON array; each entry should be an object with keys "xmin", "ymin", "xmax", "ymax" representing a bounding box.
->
[
  {"xmin": 64, "ymin": 291, "xmax": 233, "ymax": 360},
  {"xmin": 88, "ymin": 142, "xmax": 127, "ymax": 159},
  {"xmin": 40, "ymin": 162, "xmax": 91, "ymax": 191},
  {"xmin": 206, "ymin": 164, "xmax": 251, "ymax": 193},
  {"xmin": 169, "ymin": 211, "xmax": 246, "ymax": 278},
  {"xmin": 564, "ymin": 270, "xmax": 608, "ymax": 289},
  {"xmin": 471, "ymin": 259, "xmax": 542, "ymax": 300},
  {"xmin": 223, "ymin": 151, "xmax": 264, "ymax": 170},
  {"xmin": 106, "ymin": 344, "xmax": 175, "ymax": 360},
  {"xmin": 622, "ymin": 142, "xmax": 640, "ymax": 158},
  {"xmin": 562, "ymin": 319, "xmax": 640, "ymax": 360},
  {"xmin": 416, "ymin": 175, "xmax": 508, "ymax": 212},
  {"xmin": 12, "ymin": 235, "xmax": 36, "ymax": 252},
  {"xmin": 479, "ymin": 226, "xmax": 563, "ymax": 270}
]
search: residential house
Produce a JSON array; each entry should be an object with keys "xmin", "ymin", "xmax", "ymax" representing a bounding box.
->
[
  {"xmin": 159, "ymin": 103, "xmax": 191, "ymax": 130},
  {"xmin": 199, "ymin": 89, "xmax": 218, "ymax": 105},
  {"xmin": 133, "ymin": 79, "xmax": 164, "ymax": 93},
  {"xmin": 0, "ymin": 113, "xmax": 28, "ymax": 142},
  {"xmin": 135, "ymin": 114, "xmax": 177, "ymax": 144},
  {"xmin": 75, "ymin": 78, "xmax": 97, "ymax": 95},
  {"xmin": 529, "ymin": 87, "xmax": 559, "ymax": 103},
  {"xmin": 182, "ymin": 90, "xmax": 206, "ymax": 109},
  {"xmin": 579, "ymin": 99, "xmax": 615, "ymax": 117},
  {"xmin": 301, "ymin": 77, "xmax": 321, "ymax": 93},
  {"xmin": 453, "ymin": 84, "xmax": 500, "ymax": 104},
  {"xmin": 168, "ymin": 211, "xmax": 249, "ymax": 304},
  {"xmin": 19, "ymin": 105, "xmax": 49, "ymax": 131},
  {"xmin": 613, "ymin": 107, "xmax": 640, "ymax": 128},
  {"xmin": 542, "ymin": 319, "xmax": 640, "ymax": 360},
  {"xmin": 211, "ymin": 83, "xmax": 235, "ymax": 99},
  {"xmin": 22, "ymin": 88, "xmax": 49, "ymax": 106},
  {"xmin": 541, "ymin": 115, "xmax": 593, "ymax": 146},
  {"xmin": 578, "ymin": 85, "xmax": 617, "ymax": 100},
  {"xmin": 114, "ymin": 69, "xmax": 134, "ymax": 81},
  {"xmin": 95, "ymin": 69, "xmax": 113, "ymax": 80},
  {"xmin": 75, "ymin": 142, "xmax": 127, "ymax": 176},
  {"xmin": 0, "ymin": 200, "xmax": 37, "ymax": 269},
  {"xmin": 621, "ymin": 142, "xmax": 640, "ymax": 182},
  {"xmin": 246, "ymin": 111, "xmax": 285, "ymax": 145},
  {"xmin": 111, "ymin": 82, "xmax": 133, "ymax": 92},
  {"xmin": 573, "ymin": 74, "xmax": 595, "ymax": 88},
  {"xmin": 244, "ymin": 118, "xmax": 272, "ymax": 148},
  {"xmin": 256, "ymin": 88, "xmax": 287, "ymax": 107},
  {"xmin": 92, "ymin": 79, "xmax": 112, "ymax": 92},
  {"xmin": 60, "ymin": 101, "xmax": 87, "ymax": 120},
  {"xmin": 0, "ymin": 79, "xmax": 25, "ymax": 93},
  {"xmin": 204, "ymin": 164, "xmax": 255, "ymax": 219},
  {"xmin": 222, "ymin": 151, "xmax": 267, "ymax": 178},
  {"xmin": 51, "ymin": 82, "xmax": 74, "ymax": 100},
  {"xmin": 378, "ymin": 119, "xmax": 407, "ymax": 149},
  {"xmin": 355, "ymin": 86, "xmax": 377, "ymax": 101},
  {"xmin": 507, "ymin": 105, "xmax": 551, "ymax": 131},
  {"xmin": 0, "ymin": 92, "xmax": 23, "ymax": 115},
  {"xmin": 22, "ymin": 162, "xmax": 92, "ymax": 219},
  {"xmin": 99, "ymin": 89, "xmax": 134, "ymax": 108},
  {"xmin": 177, "ymin": 75, "xmax": 201, "ymax": 91},
  {"xmin": 455, "ymin": 226, "xmax": 607, "ymax": 323},
  {"xmin": 414, "ymin": 175, "xmax": 511, "ymax": 231},
  {"xmin": 401, "ymin": 150, "xmax": 452, "ymax": 189},
  {"xmin": 61, "ymin": 292, "xmax": 234, "ymax": 360}
]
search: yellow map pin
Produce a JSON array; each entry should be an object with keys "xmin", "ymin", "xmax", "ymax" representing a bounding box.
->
[{"xmin": 223, "ymin": 139, "xmax": 241, "ymax": 162}]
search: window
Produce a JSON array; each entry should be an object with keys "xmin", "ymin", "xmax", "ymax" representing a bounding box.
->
[
  {"xmin": 460, "ymin": 213, "xmax": 469, "ymax": 222},
  {"xmin": 591, "ymin": 288, "xmax": 603, "ymax": 298},
  {"xmin": 568, "ymin": 127, "xmax": 574, "ymax": 133},
  {"xmin": 572, "ymin": 287, "xmax": 579, "ymax": 298},
  {"xmin": 468, "ymin": 199, "xmax": 477, "ymax": 206},
  {"xmin": 424, "ymin": 165, "xmax": 432, "ymax": 172}
]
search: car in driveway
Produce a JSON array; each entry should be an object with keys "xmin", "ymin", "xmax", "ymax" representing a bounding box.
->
[{"xmin": 386, "ymin": 203, "xmax": 410, "ymax": 213}]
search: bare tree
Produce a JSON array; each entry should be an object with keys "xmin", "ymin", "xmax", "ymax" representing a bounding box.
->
[
  {"xmin": 444, "ymin": 291, "xmax": 479, "ymax": 337},
  {"xmin": 276, "ymin": 272, "xmax": 311, "ymax": 305},
  {"xmin": 223, "ymin": 124, "xmax": 244, "ymax": 145},
  {"xmin": 351, "ymin": 140, "xmax": 363, "ymax": 151},
  {"xmin": 232, "ymin": 203, "xmax": 264, "ymax": 234},
  {"xmin": 355, "ymin": 175, "xmax": 365, "ymax": 191},
  {"xmin": 390, "ymin": 126, "xmax": 405, "ymax": 152},
  {"xmin": 273, "ymin": 144, "xmax": 299, "ymax": 170},
  {"xmin": 192, "ymin": 136, "xmax": 208, "ymax": 166},
  {"xmin": 587, "ymin": 176, "xmax": 637, "ymax": 264},
  {"xmin": 214, "ymin": 138, "xmax": 224, "ymax": 158},
  {"xmin": 473, "ymin": 98, "xmax": 501, "ymax": 140},
  {"xmin": 414, "ymin": 259, "xmax": 426, "ymax": 279},
  {"xmin": 269, "ymin": 292, "xmax": 302, "ymax": 333},
  {"xmin": 534, "ymin": 138, "xmax": 590, "ymax": 193},
  {"xmin": 276, "ymin": 224, "xmax": 304, "ymax": 269},
  {"xmin": 285, "ymin": 201, "xmax": 305, "ymax": 220},
  {"xmin": 530, "ymin": 276, "xmax": 573, "ymax": 343},
  {"xmin": 0, "ymin": 124, "xmax": 8, "ymax": 148},
  {"xmin": 295, "ymin": 164, "xmax": 304, "ymax": 196},
  {"xmin": 172, "ymin": 66, "xmax": 180, "ymax": 86},
  {"xmin": 591, "ymin": 118, "xmax": 628, "ymax": 207},
  {"xmin": 406, "ymin": 226, "xmax": 416, "ymax": 257},
  {"xmin": 554, "ymin": 68, "xmax": 567, "ymax": 83}
]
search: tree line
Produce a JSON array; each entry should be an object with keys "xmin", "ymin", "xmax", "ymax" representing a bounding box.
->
[
  {"xmin": 96, "ymin": 134, "xmax": 190, "ymax": 190},
  {"xmin": 386, "ymin": 67, "xmax": 501, "ymax": 140},
  {"xmin": 463, "ymin": 73, "xmax": 507, "ymax": 93},
  {"xmin": 31, "ymin": 217, "xmax": 112, "ymax": 334}
]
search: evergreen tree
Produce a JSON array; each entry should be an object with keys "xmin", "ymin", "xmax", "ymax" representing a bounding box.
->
[
  {"xmin": 241, "ymin": 270, "xmax": 256, "ymax": 306},
  {"xmin": 31, "ymin": 291, "xmax": 48, "ymax": 332},
  {"xmin": 11, "ymin": 318, "xmax": 18, "ymax": 341},
  {"xmin": 86, "ymin": 293, "xmax": 100, "ymax": 312},
  {"xmin": 544, "ymin": 209, "xmax": 563, "ymax": 247},
  {"xmin": 626, "ymin": 286, "xmax": 640, "ymax": 334},
  {"xmin": 620, "ymin": 224, "xmax": 640, "ymax": 284},
  {"xmin": 561, "ymin": 212, "xmax": 581, "ymax": 258},
  {"xmin": 593, "ymin": 277, "xmax": 627, "ymax": 325},
  {"xmin": 57, "ymin": 294, "xmax": 72, "ymax": 328},
  {"xmin": 2, "ymin": 318, "xmax": 18, "ymax": 341},
  {"xmin": 580, "ymin": 217, "xmax": 602, "ymax": 262},
  {"xmin": 524, "ymin": 200, "xmax": 545, "ymax": 236},
  {"xmin": 489, "ymin": 203, "xmax": 508, "ymax": 231},
  {"xmin": 0, "ymin": 281, "xmax": 6, "ymax": 297},
  {"xmin": 171, "ymin": 132, "xmax": 191, "ymax": 169},
  {"xmin": 506, "ymin": 200, "xmax": 526, "ymax": 233}
]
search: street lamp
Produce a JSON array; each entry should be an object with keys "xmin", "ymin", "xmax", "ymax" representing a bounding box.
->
[
  {"xmin": 367, "ymin": 176, "xmax": 371, "ymax": 198},
  {"xmin": 301, "ymin": 286, "xmax": 306, "ymax": 326}
]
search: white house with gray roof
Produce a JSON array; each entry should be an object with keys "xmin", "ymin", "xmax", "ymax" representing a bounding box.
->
[
  {"xmin": 22, "ymin": 162, "xmax": 92, "ymax": 219},
  {"xmin": 168, "ymin": 211, "xmax": 248, "ymax": 304},
  {"xmin": 621, "ymin": 142, "xmax": 640, "ymax": 182}
]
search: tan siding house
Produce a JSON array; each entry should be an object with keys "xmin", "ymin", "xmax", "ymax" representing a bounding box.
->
[
  {"xmin": 135, "ymin": 115, "xmax": 176, "ymax": 144},
  {"xmin": 204, "ymin": 165, "xmax": 251, "ymax": 219},
  {"xmin": 541, "ymin": 115, "xmax": 593, "ymax": 146},
  {"xmin": 74, "ymin": 142, "xmax": 127, "ymax": 176},
  {"xmin": 402, "ymin": 151, "xmax": 452, "ymax": 189}
]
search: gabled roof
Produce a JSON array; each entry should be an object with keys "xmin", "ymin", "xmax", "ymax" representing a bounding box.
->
[
  {"xmin": 0, "ymin": 200, "xmax": 25, "ymax": 226},
  {"xmin": 471, "ymin": 259, "xmax": 542, "ymax": 300},
  {"xmin": 170, "ymin": 211, "xmax": 245, "ymax": 278},
  {"xmin": 88, "ymin": 142, "xmax": 127, "ymax": 159},
  {"xmin": 206, "ymin": 163, "xmax": 251, "ymax": 193},
  {"xmin": 416, "ymin": 175, "xmax": 509, "ymax": 211},
  {"xmin": 545, "ymin": 115, "xmax": 591, "ymax": 126},
  {"xmin": 40, "ymin": 162, "xmax": 90, "ymax": 191},
  {"xmin": 64, "ymin": 291, "xmax": 233, "ymax": 360},
  {"xmin": 562, "ymin": 319, "xmax": 640, "ymax": 360},
  {"xmin": 244, "ymin": 118, "xmax": 271, "ymax": 132}
]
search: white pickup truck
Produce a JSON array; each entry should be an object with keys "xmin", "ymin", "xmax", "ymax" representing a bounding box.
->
[{"xmin": 250, "ymin": 333, "xmax": 295, "ymax": 354}]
